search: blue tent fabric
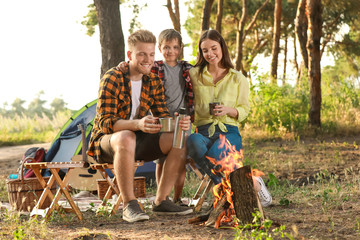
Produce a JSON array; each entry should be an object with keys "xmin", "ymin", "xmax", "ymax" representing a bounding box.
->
[{"xmin": 44, "ymin": 100, "xmax": 156, "ymax": 182}]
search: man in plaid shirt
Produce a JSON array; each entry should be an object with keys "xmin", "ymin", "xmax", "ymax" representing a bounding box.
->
[{"xmin": 88, "ymin": 30, "xmax": 193, "ymax": 222}]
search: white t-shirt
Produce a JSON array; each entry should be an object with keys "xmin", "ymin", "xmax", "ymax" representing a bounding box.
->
[{"xmin": 130, "ymin": 80, "xmax": 142, "ymax": 120}]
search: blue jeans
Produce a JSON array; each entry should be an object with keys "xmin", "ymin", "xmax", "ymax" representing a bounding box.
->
[{"xmin": 187, "ymin": 124, "xmax": 243, "ymax": 184}]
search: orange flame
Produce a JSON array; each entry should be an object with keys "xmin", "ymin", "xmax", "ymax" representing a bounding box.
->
[{"xmin": 207, "ymin": 134, "xmax": 261, "ymax": 228}]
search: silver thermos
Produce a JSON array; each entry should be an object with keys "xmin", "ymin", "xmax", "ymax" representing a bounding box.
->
[{"xmin": 172, "ymin": 107, "xmax": 187, "ymax": 149}]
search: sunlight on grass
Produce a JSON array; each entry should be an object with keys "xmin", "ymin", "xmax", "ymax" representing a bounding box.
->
[
  {"xmin": 0, "ymin": 210, "xmax": 53, "ymax": 239},
  {"xmin": 0, "ymin": 111, "xmax": 71, "ymax": 146}
]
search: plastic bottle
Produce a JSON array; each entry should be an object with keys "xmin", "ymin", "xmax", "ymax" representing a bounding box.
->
[
  {"xmin": 9, "ymin": 174, "xmax": 18, "ymax": 179},
  {"xmin": 172, "ymin": 107, "xmax": 187, "ymax": 149}
]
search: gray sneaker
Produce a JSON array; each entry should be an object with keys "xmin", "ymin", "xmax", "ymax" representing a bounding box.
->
[
  {"xmin": 173, "ymin": 198, "xmax": 188, "ymax": 207},
  {"xmin": 123, "ymin": 200, "xmax": 150, "ymax": 222},
  {"xmin": 153, "ymin": 199, "xmax": 193, "ymax": 215}
]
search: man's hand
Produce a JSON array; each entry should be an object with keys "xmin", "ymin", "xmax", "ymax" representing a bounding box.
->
[
  {"xmin": 138, "ymin": 115, "xmax": 161, "ymax": 133},
  {"xmin": 175, "ymin": 114, "xmax": 191, "ymax": 131}
]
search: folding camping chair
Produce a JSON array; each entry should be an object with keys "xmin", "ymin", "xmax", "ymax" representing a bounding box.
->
[
  {"xmin": 187, "ymin": 159, "xmax": 213, "ymax": 212},
  {"xmin": 91, "ymin": 160, "xmax": 144, "ymax": 216},
  {"xmin": 73, "ymin": 123, "xmax": 146, "ymax": 216}
]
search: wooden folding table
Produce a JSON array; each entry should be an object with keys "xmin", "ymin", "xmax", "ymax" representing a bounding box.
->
[{"xmin": 24, "ymin": 162, "xmax": 85, "ymax": 221}]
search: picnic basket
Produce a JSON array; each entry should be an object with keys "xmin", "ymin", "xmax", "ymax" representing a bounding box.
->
[
  {"xmin": 97, "ymin": 176, "xmax": 146, "ymax": 200},
  {"xmin": 6, "ymin": 156, "xmax": 57, "ymax": 212}
]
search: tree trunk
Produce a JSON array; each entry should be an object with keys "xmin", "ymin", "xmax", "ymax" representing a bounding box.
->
[
  {"xmin": 201, "ymin": 0, "xmax": 215, "ymax": 32},
  {"xmin": 166, "ymin": 0, "xmax": 181, "ymax": 32},
  {"xmin": 295, "ymin": 0, "xmax": 308, "ymax": 84},
  {"xmin": 94, "ymin": 0, "xmax": 125, "ymax": 77},
  {"xmin": 306, "ymin": 0, "xmax": 322, "ymax": 127},
  {"xmin": 235, "ymin": 0, "xmax": 247, "ymax": 73},
  {"xmin": 166, "ymin": 0, "xmax": 183, "ymax": 59},
  {"xmin": 293, "ymin": 31, "xmax": 299, "ymax": 86},
  {"xmin": 270, "ymin": 0, "xmax": 282, "ymax": 84},
  {"xmin": 215, "ymin": 0, "xmax": 224, "ymax": 34},
  {"xmin": 283, "ymin": 33, "xmax": 288, "ymax": 85},
  {"xmin": 234, "ymin": 0, "xmax": 269, "ymax": 76}
]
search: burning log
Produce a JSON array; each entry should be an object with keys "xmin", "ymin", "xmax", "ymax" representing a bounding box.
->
[
  {"xmin": 188, "ymin": 165, "xmax": 265, "ymax": 228},
  {"xmin": 205, "ymin": 193, "xmax": 228, "ymax": 227},
  {"xmin": 229, "ymin": 165, "xmax": 265, "ymax": 224},
  {"xmin": 187, "ymin": 213, "xmax": 210, "ymax": 224},
  {"xmin": 188, "ymin": 135, "xmax": 266, "ymax": 228}
]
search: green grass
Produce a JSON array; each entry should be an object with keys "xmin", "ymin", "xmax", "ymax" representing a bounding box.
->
[{"xmin": 0, "ymin": 112, "xmax": 71, "ymax": 146}]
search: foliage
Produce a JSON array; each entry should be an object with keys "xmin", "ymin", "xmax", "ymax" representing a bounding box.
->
[
  {"xmin": 0, "ymin": 94, "xmax": 72, "ymax": 146},
  {"xmin": 248, "ymin": 76, "xmax": 309, "ymax": 135},
  {"xmin": 322, "ymin": 0, "xmax": 360, "ymax": 55},
  {"xmin": 233, "ymin": 211, "xmax": 293, "ymax": 239},
  {"xmin": 1, "ymin": 91, "xmax": 72, "ymax": 120},
  {"xmin": 0, "ymin": 176, "xmax": 7, "ymax": 202},
  {"xmin": 321, "ymin": 60, "xmax": 360, "ymax": 134},
  {"xmin": 246, "ymin": 66, "xmax": 360, "ymax": 137},
  {"xmin": 128, "ymin": 3, "xmax": 147, "ymax": 34},
  {"xmin": 0, "ymin": 210, "xmax": 52, "ymax": 239},
  {"xmin": 81, "ymin": 4, "xmax": 98, "ymax": 36},
  {"xmin": 81, "ymin": 1, "xmax": 148, "ymax": 36},
  {"xmin": 184, "ymin": 0, "xmax": 298, "ymax": 74},
  {"xmin": 0, "ymin": 110, "xmax": 71, "ymax": 146}
]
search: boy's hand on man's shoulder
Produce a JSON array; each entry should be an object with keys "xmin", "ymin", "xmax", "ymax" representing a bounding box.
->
[{"xmin": 115, "ymin": 61, "xmax": 129, "ymax": 73}]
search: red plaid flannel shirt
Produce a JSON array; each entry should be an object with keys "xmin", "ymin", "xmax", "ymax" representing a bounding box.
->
[{"xmin": 87, "ymin": 67, "xmax": 170, "ymax": 162}]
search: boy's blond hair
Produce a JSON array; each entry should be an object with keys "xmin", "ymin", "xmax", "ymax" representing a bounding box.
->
[
  {"xmin": 128, "ymin": 29, "xmax": 156, "ymax": 50},
  {"xmin": 158, "ymin": 29, "xmax": 183, "ymax": 47}
]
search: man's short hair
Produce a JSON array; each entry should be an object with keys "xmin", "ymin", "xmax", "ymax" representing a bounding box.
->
[
  {"xmin": 158, "ymin": 29, "xmax": 183, "ymax": 47},
  {"xmin": 128, "ymin": 29, "xmax": 157, "ymax": 50}
]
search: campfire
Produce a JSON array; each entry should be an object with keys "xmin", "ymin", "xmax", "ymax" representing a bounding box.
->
[{"xmin": 189, "ymin": 135, "xmax": 266, "ymax": 229}]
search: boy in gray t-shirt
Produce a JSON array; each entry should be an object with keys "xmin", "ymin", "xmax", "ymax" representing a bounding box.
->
[{"xmin": 151, "ymin": 29, "xmax": 193, "ymax": 205}]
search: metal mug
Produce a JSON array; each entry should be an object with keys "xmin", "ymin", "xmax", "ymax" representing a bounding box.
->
[{"xmin": 159, "ymin": 118, "xmax": 174, "ymax": 132}]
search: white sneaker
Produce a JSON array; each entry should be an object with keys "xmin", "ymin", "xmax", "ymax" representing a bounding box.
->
[{"xmin": 254, "ymin": 177, "xmax": 272, "ymax": 207}]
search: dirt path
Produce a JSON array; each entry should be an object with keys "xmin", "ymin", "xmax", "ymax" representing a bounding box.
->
[{"xmin": 0, "ymin": 143, "xmax": 51, "ymax": 176}]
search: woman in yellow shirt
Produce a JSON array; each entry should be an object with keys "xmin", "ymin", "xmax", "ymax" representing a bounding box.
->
[{"xmin": 187, "ymin": 29, "xmax": 250, "ymax": 184}]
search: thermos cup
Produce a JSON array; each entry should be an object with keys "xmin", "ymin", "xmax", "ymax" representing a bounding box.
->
[{"xmin": 172, "ymin": 107, "xmax": 187, "ymax": 149}]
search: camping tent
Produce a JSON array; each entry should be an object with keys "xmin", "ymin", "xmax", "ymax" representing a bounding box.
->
[{"xmin": 44, "ymin": 99, "xmax": 156, "ymax": 182}]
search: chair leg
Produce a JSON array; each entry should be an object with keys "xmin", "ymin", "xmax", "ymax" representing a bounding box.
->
[
  {"xmin": 187, "ymin": 158, "xmax": 214, "ymax": 212},
  {"xmin": 192, "ymin": 174, "xmax": 210, "ymax": 200},
  {"xmin": 194, "ymin": 179, "xmax": 213, "ymax": 212},
  {"xmin": 93, "ymin": 162, "xmax": 143, "ymax": 216}
]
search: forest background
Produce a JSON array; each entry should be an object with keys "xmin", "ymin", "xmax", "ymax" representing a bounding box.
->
[{"xmin": 1, "ymin": 0, "xmax": 359, "ymax": 146}]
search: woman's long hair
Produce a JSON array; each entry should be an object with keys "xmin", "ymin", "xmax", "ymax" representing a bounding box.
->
[{"xmin": 195, "ymin": 29, "xmax": 234, "ymax": 79}]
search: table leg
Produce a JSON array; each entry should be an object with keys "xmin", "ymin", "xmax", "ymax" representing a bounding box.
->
[{"xmin": 48, "ymin": 168, "xmax": 83, "ymax": 221}]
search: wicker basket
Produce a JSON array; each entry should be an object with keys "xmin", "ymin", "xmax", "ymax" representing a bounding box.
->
[
  {"xmin": 6, "ymin": 177, "xmax": 57, "ymax": 212},
  {"xmin": 6, "ymin": 155, "xmax": 57, "ymax": 212},
  {"xmin": 97, "ymin": 176, "xmax": 146, "ymax": 200}
]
